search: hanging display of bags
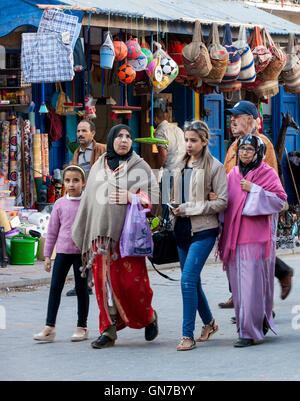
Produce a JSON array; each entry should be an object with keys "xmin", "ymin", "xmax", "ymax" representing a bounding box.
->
[
  {"xmin": 281, "ymin": 33, "xmax": 300, "ymax": 94},
  {"xmin": 182, "ymin": 21, "xmax": 212, "ymax": 78},
  {"xmin": 203, "ymin": 23, "xmax": 228, "ymax": 85},
  {"xmin": 260, "ymin": 28, "xmax": 287, "ymax": 81},
  {"xmin": 233, "ymin": 25, "xmax": 256, "ymax": 83}
]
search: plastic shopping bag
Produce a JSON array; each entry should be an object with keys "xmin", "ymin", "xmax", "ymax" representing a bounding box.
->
[{"xmin": 119, "ymin": 195, "xmax": 153, "ymax": 258}]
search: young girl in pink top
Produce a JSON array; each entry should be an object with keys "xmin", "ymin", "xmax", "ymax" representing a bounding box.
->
[{"xmin": 33, "ymin": 165, "xmax": 89, "ymax": 343}]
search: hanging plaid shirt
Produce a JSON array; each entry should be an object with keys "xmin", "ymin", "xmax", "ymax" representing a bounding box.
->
[
  {"xmin": 38, "ymin": 9, "xmax": 79, "ymax": 49},
  {"xmin": 21, "ymin": 32, "xmax": 74, "ymax": 83}
]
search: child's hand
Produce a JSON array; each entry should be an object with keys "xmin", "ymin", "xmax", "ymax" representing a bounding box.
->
[{"xmin": 44, "ymin": 257, "xmax": 51, "ymax": 272}]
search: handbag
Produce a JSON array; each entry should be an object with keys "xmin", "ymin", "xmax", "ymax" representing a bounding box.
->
[
  {"xmin": 182, "ymin": 21, "xmax": 212, "ymax": 78},
  {"xmin": 233, "ymin": 25, "xmax": 256, "ymax": 83},
  {"xmin": 38, "ymin": 8, "xmax": 79, "ymax": 49},
  {"xmin": 259, "ymin": 28, "xmax": 287, "ymax": 81},
  {"xmin": 203, "ymin": 23, "xmax": 229, "ymax": 85},
  {"xmin": 282, "ymin": 33, "xmax": 300, "ymax": 94},
  {"xmin": 220, "ymin": 24, "xmax": 241, "ymax": 85},
  {"xmin": 253, "ymin": 78, "xmax": 279, "ymax": 100},
  {"xmin": 119, "ymin": 195, "xmax": 153, "ymax": 258},
  {"xmin": 148, "ymin": 208, "xmax": 179, "ymax": 281}
]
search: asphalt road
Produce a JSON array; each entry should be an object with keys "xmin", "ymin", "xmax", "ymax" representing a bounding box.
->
[{"xmin": 0, "ymin": 254, "xmax": 299, "ymax": 382}]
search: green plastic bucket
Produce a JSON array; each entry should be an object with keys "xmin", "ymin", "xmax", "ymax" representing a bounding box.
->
[{"xmin": 6, "ymin": 235, "xmax": 40, "ymax": 265}]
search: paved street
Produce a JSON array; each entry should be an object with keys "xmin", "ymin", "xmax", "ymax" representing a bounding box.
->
[{"xmin": 0, "ymin": 254, "xmax": 299, "ymax": 382}]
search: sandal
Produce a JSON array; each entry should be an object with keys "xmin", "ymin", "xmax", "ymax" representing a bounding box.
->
[
  {"xmin": 176, "ymin": 336, "xmax": 196, "ymax": 351},
  {"xmin": 196, "ymin": 319, "xmax": 219, "ymax": 342}
]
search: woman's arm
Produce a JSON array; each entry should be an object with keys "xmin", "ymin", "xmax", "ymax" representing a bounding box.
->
[
  {"xmin": 242, "ymin": 183, "xmax": 286, "ymax": 216},
  {"xmin": 178, "ymin": 164, "xmax": 228, "ymax": 216},
  {"xmin": 44, "ymin": 202, "xmax": 61, "ymax": 258}
]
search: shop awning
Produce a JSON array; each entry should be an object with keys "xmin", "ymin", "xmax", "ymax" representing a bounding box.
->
[
  {"xmin": 0, "ymin": 0, "xmax": 83, "ymax": 38},
  {"xmin": 56, "ymin": 0, "xmax": 300, "ymax": 35}
]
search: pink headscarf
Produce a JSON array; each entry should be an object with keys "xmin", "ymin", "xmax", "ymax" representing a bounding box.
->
[{"xmin": 218, "ymin": 162, "xmax": 286, "ymax": 266}]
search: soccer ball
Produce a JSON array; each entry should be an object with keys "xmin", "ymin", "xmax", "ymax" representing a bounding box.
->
[
  {"xmin": 141, "ymin": 48, "xmax": 153, "ymax": 66},
  {"xmin": 128, "ymin": 52, "xmax": 148, "ymax": 71},
  {"xmin": 118, "ymin": 63, "xmax": 136, "ymax": 84},
  {"xmin": 161, "ymin": 57, "xmax": 178, "ymax": 78},
  {"xmin": 113, "ymin": 41, "xmax": 127, "ymax": 61},
  {"xmin": 152, "ymin": 75, "xmax": 169, "ymax": 91},
  {"xmin": 125, "ymin": 38, "xmax": 141, "ymax": 59}
]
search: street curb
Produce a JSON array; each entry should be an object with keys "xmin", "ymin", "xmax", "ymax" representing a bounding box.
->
[{"xmin": 0, "ymin": 247, "xmax": 299, "ymax": 290}]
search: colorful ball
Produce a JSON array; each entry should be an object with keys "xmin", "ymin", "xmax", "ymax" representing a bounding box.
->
[
  {"xmin": 126, "ymin": 38, "xmax": 141, "ymax": 59},
  {"xmin": 141, "ymin": 48, "xmax": 153, "ymax": 66},
  {"xmin": 128, "ymin": 52, "xmax": 148, "ymax": 71},
  {"xmin": 113, "ymin": 41, "xmax": 127, "ymax": 61},
  {"xmin": 160, "ymin": 57, "xmax": 178, "ymax": 77},
  {"xmin": 118, "ymin": 63, "xmax": 136, "ymax": 84}
]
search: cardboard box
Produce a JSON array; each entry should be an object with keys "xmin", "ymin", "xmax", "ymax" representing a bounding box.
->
[{"xmin": 38, "ymin": 236, "xmax": 56, "ymax": 261}]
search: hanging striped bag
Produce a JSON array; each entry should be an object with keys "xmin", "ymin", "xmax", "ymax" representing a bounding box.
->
[
  {"xmin": 233, "ymin": 25, "xmax": 256, "ymax": 83},
  {"xmin": 219, "ymin": 24, "xmax": 241, "ymax": 92},
  {"xmin": 282, "ymin": 33, "xmax": 300, "ymax": 94}
]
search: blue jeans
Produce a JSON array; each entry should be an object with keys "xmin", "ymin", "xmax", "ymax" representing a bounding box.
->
[{"xmin": 178, "ymin": 236, "xmax": 216, "ymax": 338}]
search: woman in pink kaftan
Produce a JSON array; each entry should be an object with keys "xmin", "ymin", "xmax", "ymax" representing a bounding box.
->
[{"xmin": 218, "ymin": 134, "xmax": 287, "ymax": 347}]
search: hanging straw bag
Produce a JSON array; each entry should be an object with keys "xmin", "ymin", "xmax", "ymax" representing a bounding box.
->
[
  {"xmin": 248, "ymin": 26, "xmax": 272, "ymax": 74},
  {"xmin": 233, "ymin": 25, "xmax": 256, "ymax": 83},
  {"xmin": 203, "ymin": 23, "xmax": 229, "ymax": 85},
  {"xmin": 281, "ymin": 33, "xmax": 300, "ymax": 94},
  {"xmin": 182, "ymin": 21, "xmax": 212, "ymax": 78},
  {"xmin": 260, "ymin": 28, "xmax": 287, "ymax": 81},
  {"xmin": 253, "ymin": 78, "xmax": 279, "ymax": 100}
]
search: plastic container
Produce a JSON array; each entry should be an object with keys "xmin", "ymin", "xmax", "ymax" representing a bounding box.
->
[{"xmin": 6, "ymin": 234, "xmax": 40, "ymax": 265}]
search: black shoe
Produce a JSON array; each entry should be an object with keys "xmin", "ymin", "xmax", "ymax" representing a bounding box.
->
[
  {"xmin": 145, "ymin": 310, "xmax": 158, "ymax": 341},
  {"xmin": 231, "ymin": 316, "xmax": 236, "ymax": 324},
  {"xmin": 91, "ymin": 335, "xmax": 115, "ymax": 349},
  {"xmin": 66, "ymin": 287, "xmax": 93, "ymax": 296},
  {"xmin": 234, "ymin": 338, "xmax": 254, "ymax": 348},
  {"xmin": 263, "ymin": 317, "xmax": 269, "ymax": 336},
  {"xmin": 66, "ymin": 288, "xmax": 77, "ymax": 297}
]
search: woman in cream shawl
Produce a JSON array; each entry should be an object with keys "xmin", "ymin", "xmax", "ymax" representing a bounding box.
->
[{"xmin": 72, "ymin": 124, "xmax": 159, "ymax": 349}]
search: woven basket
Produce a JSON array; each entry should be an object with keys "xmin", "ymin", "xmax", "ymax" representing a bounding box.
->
[
  {"xmin": 281, "ymin": 33, "xmax": 300, "ymax": 94},
  {"xmin": 218, "ymin": 81, "xmax": 242, "ymax": 93},
  {"xmin": 259, "ymin": 28, "xmax": 287, "ymax": 81},
  {"xmin": 182, "ymin": 21, "xmax": 212, "ymax": 78},
  {"xmin": 203, "ymin": 23, "xmax": 229, "ymax": 85},
  {"xmin": 253, "ymin": 78, "xmax": 279, "ymax": 100},
  {"xmin": 247, "ymin": 27, "xmax": 272, "ymax": 74}
]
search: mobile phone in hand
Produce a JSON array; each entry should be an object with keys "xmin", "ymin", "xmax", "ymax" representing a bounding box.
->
[{"xmin": 167, "ymin": 203, "xmax": 179, "ymax": 210}]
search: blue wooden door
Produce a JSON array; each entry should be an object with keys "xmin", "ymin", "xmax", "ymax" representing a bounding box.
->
[
  {"xmin": 202, "ymin": 93, "xmax": 224, "ymax": 162},
  {"xmin": 272, "ymin": 87, "xmax": 300, "ymax": 203}
]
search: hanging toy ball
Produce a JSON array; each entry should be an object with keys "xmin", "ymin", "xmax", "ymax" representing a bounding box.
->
[
  {"xmin": 118, "ymin": 63, "xmax": 136, "ymax": 84},
  {"xmin": 141, "ymin": 48, "xmax": 153, "ymax": 66},
  {"xmin": 152, "ymin": 75, "xmax": 169, "ymax": 91},
  {"xmin": 126, "ymin": 37, "xmax": 142, "ymax": 59},
  {"xmin": 161, "ymin": 57, "xmax": 179, "ymax": 78},
  {"xmin": 113, "ymin": 41, "xmax": 128, "ymax": 61},
  {"xmin": 128, "ymin": 52, "xmax": 148, "ymax": 71}
]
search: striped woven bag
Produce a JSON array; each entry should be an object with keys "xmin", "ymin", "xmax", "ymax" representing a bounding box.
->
[
  {"xmin": 233, "ymin": 25, "xmax": 256, "ymax": 83},
  {"xmin": 220, "ymin": 24, "xmax": 241, "ymax": 85}
]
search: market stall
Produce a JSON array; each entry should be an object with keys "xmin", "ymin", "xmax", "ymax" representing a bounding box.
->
[{"xmin": 0, "ymin": 0, "xmax": 300, "ymax": 266}]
